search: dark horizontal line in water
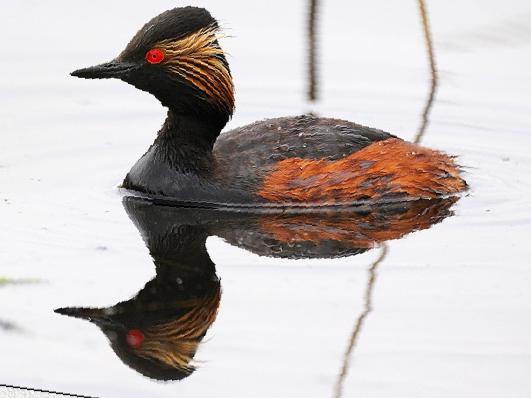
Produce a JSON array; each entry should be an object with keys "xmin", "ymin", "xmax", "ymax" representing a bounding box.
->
[
  {"xmin": 0, "ymin": 384, "xmax": 97, "ymax": 398},
  {"xmin": 120, "ymin": 189, "xmax": 463, "ymax": 215}
]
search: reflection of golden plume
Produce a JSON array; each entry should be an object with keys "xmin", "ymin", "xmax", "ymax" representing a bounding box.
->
[
  {"xmin": 156, "ymin": 26, "xmax": 234, "ymax": 113},
  {"xmin": 135, "ymin": 287, "xmax": 221, "ymax": 374}
]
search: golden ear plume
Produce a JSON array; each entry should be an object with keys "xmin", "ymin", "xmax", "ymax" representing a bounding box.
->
[
  {"xmin": 134, "ymin": 287, "xmax": 221, "ymax": 373},
  {"xmin": 157, "ymin": 26, "xmax": 235, "ymax": 114}
]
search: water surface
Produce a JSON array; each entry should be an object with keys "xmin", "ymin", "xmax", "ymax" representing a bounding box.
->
[{"xmin": 1, "ymin": 1, "xmax": 530, "ymax": 397}]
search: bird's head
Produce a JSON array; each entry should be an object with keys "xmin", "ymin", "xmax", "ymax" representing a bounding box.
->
[{"xmin": 72, "ymin": 7, "xmax": 234, "ymax": 129}]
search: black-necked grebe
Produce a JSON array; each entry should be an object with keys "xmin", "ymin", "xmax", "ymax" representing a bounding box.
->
[{"xmin": 71, "ymin": 6, "xmax": 466, "ymax": 208}]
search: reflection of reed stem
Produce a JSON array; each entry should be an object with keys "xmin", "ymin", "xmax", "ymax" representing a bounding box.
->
[
  {"xmin": 307, "ymin": 0, "xmax": 319, "ymax": 101},
  {"xmin": 414, "ymin": 0, "xmax": 438, "ymax": 144},
  {"xmin": 332, "ymin": 3, "xmax": 435, "ymax": 395},
  {"xmin": 333, "ymin": 244, "xmax": 388, "ymax": 398}
]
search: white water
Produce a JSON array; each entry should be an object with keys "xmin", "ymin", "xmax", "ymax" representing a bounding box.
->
[{"xmin": 1, "ymin": 1, "xmax": 530, "ymax": 397}]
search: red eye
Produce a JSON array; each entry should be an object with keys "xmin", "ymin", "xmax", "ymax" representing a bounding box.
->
[
  {"xmin": 126, "ymin": 329, "xmax": 145, "ymax": 348},
  {"xmin": 145, "ymin": 48, "xmax": 165, "ymax": 64}
]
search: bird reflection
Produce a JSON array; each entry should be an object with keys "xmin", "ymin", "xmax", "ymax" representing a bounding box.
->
[
  {"xmin": 56, "ymin": 198, "xmax": 221, "ymax": 380},
  {"xmin": 56, "ymin": 195, "xmax": 458, "ymax": 381}
]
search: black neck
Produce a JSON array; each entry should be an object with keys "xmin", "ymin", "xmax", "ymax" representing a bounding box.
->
[
  {"xmin": 150, "ymin": 225, "xmax": 216, "ymax": 280},
  {"xmin": 158, "ymin": 109, "xmax": 223, "ymax": 150},
  {"xmin": 154, "ymin": 109, "xmax": 223, "ymax": 173}
]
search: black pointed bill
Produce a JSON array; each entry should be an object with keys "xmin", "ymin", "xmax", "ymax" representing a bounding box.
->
[
  {"xmin": 71, "ymin": 60, "xmax": 138, "ymax": 79},
  {"xmin": 54, "ymin": 306, "xmax": 114, "ymax": 326}
]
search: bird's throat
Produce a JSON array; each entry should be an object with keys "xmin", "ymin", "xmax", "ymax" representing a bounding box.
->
[{"xmin": 154, "ymin": 109, "xmax": 220, "ymax": 173}]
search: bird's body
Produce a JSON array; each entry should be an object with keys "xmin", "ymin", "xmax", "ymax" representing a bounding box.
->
[
  {"xmin": 122, "ymin": 114, "xmax": 392, "ymax": 206},
  {"xmin": 72, "ymin": 7, "xmax": 466, "ymax": 208}
]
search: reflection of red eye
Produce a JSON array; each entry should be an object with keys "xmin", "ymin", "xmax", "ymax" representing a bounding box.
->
[
  {"xmin": 126, "ymin": 329, "xmax": 145, "ymax": 348},
  {"xmin": 145, "ymin": 48, "xmax": 165, "ymax": 64}
]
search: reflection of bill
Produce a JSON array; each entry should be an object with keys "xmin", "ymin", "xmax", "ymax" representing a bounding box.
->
[
  {"xmin": 0, "ymin": 384, "xmax": 94, "ymax": 398},
  {"xmin": 56, "ymin": 195, "xmax": 459, "ymax": 381}
]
